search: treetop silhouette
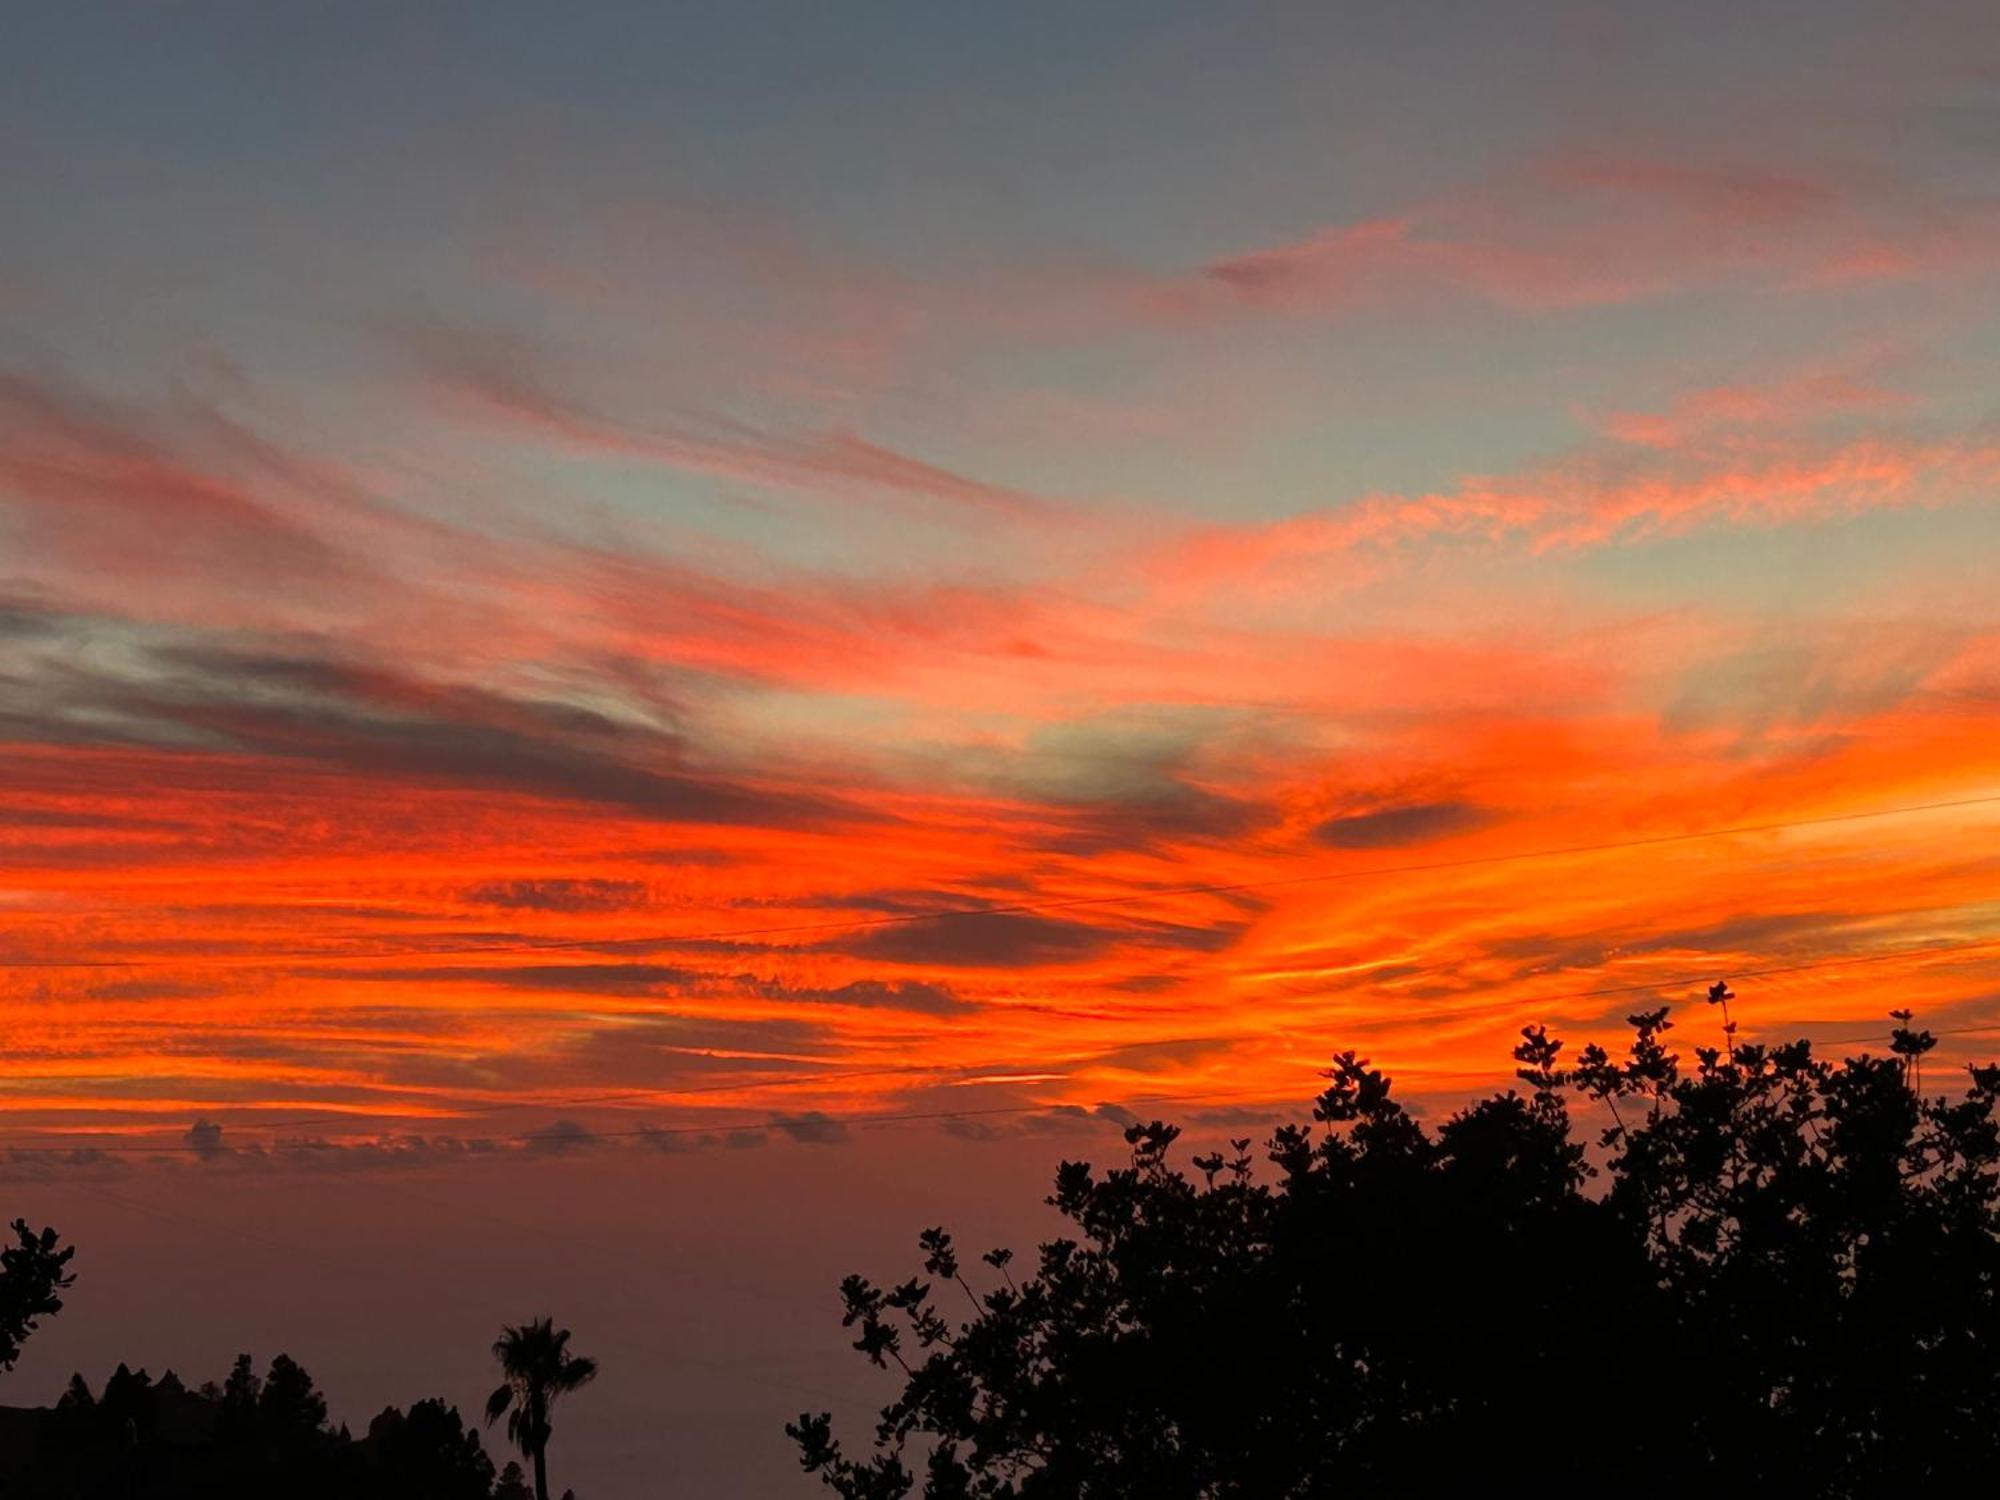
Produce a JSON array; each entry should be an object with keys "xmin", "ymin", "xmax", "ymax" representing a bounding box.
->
[
  {"xmin": 791, "ymin": 996, "xmax": 2000, "ymax": 1497},
  {"xmin": 3, "ymin": 1351, "xmax": 499, "ymax": 1498},
  {"xmin": 487, "ymin": 1317, "xmax": 597, "ymax": 1500}
]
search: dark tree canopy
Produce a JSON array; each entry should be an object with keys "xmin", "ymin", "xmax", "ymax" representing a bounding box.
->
[
  {"xmin": 0, "ymin": 1352, "xmax": 502, "ymax": 1500},
  {"xmin": 367, "ymin": 1397, "xmax": 500, "ymax": 1500},
  {"xmin": 0, "ymin": 1219, "xmax": 74, "ymax": 1371},
  {"xmin": 791, "ymin": 1001, "xmax": 2000, "ymax": 1498}
]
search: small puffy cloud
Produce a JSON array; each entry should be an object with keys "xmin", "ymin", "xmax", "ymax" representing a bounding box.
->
[
  {"xmin": 523, "ymin": 1119, "xmax": 598, "ymax": 1156},
  {"xmin": 186, "ymin": 1119, "xmax": 226, "ymax": 1161},
  {"xmin": 771, "ymin": 1110, "xmax": 848, "ymax": 1145}
]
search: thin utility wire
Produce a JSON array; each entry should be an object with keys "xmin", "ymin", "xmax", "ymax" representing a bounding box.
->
[
  {"xmin": 6, "ymin": 792, "xmax": 1997, "ymax": 971},
  {"xmin": 1806, "ymin": 1017, "xmax": 2000, "ymax": 1048}
]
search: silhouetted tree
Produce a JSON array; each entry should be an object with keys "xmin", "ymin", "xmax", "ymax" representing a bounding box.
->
[
  {"xmin": 218, "ymin": 1352, "xmax": 261, "ymax": 1435},
  {"xmin": 256, "ymin": 1353, "xmax": 328, "ymax": 1437},
  {"xmin": 98, "ymin": 1362, "xmax": 154, "ymax": 1442},
  {"xmin": 493, "ymin": 1461, "xmax": 534, "ymax": 1500},
  {"xmin": 0, "ymin": 1219, "xmax": 74, "ymax": 1370},
  {"xmin": 368, "ymin": 1396, "xmax": 499, "ymax": 1500},
  {"xmin": 485, "ymin": 1318, "xmax": 597, "ymax": 1500},
  {"xmin": 3, "ymin": 1351, "xmax": 496, "ymax": 1499},
  {"xmin": 791, "ymin": 998, "xmax": 2000, "ymax": 1496}
]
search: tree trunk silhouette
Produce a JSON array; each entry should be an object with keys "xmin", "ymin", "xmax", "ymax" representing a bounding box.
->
[{"xmin": 533, "ymin": 1441, "xmax": 549, "ymax": 1500}]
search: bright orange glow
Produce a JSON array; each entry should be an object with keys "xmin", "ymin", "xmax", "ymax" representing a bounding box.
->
[
  {"xmin": 6, "ymin": 644, "xmax": 1998, "ymax": 1149},
  {"xmin": 5, "ymin": 82, "xmax": 2000, "ymax": 1162}
]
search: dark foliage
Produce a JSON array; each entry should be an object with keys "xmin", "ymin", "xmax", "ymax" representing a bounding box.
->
[
  {"xmin": 0, "ymin": 1220, "xmax": 74, "ymax": 1370},
  {"xmin": 790, "ymin": 999, "xmax": 2000, "ymax": 1497},
  {"xmin": 368, "ymin": 1398, "xmax": 500, "ymax": 1500},
  {"xmin": 0, "ymin": 1352, "xmax": 501, "ymax": 1499},
  {"xmin": 487, "ymin": 1317, "xmax": 597, "ymax": 1500}
]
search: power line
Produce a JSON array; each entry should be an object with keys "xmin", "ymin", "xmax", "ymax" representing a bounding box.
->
[
  {"xmin": 6, "ymin": 792, "xmax": 1997, "ymax": 972},
  {"xmin": 1803, "ymin": 1016, "xmax": 2000, "ymax": 1049}
]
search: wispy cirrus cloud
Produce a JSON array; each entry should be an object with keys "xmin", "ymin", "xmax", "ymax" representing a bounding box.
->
[
  {"xmin": 1164, "ymin": 150, "xmax": 2000, "ymax": 319},
  {"xmin": 403, "ymin": 323, "xmax": 1054, "ymax": 520}
]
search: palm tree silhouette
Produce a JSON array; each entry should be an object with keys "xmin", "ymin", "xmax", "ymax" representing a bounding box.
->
[{"xmin": 484, "ymin": 1318, "xmax": 597, "ymax": 1500}]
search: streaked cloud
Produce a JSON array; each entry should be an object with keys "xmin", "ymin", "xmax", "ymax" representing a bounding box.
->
[{"xmin": 4, "ymin": 4, "xmax": 2000, "ymax": 1158}]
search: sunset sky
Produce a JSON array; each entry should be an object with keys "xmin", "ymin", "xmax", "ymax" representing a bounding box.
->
[{"xmin": 5, "ymin": 3, "xmax": 2000, "ymax": 1492}]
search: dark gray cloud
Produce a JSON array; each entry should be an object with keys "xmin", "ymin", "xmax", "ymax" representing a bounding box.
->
[
  {"xmin": 335, "ymin": 960, "xmax": 974, "ymax": 1014},
  {"xmin": 0, "ymin": 598, "xmax": 71, "ymax": 639},
  {"xmin": 1313, "ymin": 800, "xmax": 1491, "ymax": 848},
  {"xmin": 746, "ymin": 976, "xmax": 972, "ymax": 1015},
  {"xmin": 1624, "ymin": 910, "xmax": 1869, "ymax": 957},
  {"xmin": 1489, "ymin": 910, "xmax": 1873, "ymax": 980},
  {"xmin": 540, "ymin": 1014, "xmax": 838, "ymax": 1091},
  {"xmin": 185, "ymin": 1119, "xmax": 225, "ymax": 1161},
  {"xmin": 295, "ymin": 1012, "xmax": 837, "ymax": 1103},
  {"xmin": 347, "ymin": 962, "xmax": 698, "ymax": 996},
  {"xmin": 1187, "ymin": 1106, "xmax": 1285, "ymax": 1128},
  {"xmin": 2, "ymin": 628, "xmax": 861, "ymax": 831},
  {"xmin": 830, "ymin": 907, "xmax": 1248, "ymax": 969},
  {"xmin": 1105, "ymin": 973, "xmax": 1186, "ymax": 994},
  {"xmin": 771, "ymin": 1110, "xmax": 847, "ymax": 1145},
  {"xmin": 836, "ymin": 910, "xmax": 1117, "ymax": 967},
  {"xmin": 1085, "ymin": 1036, "xmax": 1238, "ymax": 1072},
  {"xmin": 1033, "ymin": 781, "xmax": 1265, "ymax": 856},
  {"xmin": 974, "ymin": 709, "xmax": 1278, "ymax": 857},
  {"xmin": 74, "ymin": 977, "xmax": 215, "ymax": 1003},
  {"xmin": 828, "ymin": 912, "xmax": 1112, "ymax": 968},
  {"xmin": 462, "ymin": 878, "xmax": 650, "ymax": 912},
  {"xmin": 937, "ymin": 1103, "xmax": 1122, "ymax": 1143},
  {"xmin": 523, "ymin": 1119, "xmax": 599, "ymax": 1156}
]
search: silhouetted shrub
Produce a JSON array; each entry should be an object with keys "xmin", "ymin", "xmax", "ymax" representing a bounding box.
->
[
  {"xmin": 791, "ymin": 1000, "xmax": 2000, "ymax": 1497},
  {"xmin": 0, "ymin": 1220, "xmax": 73, "ymax": 1370}
]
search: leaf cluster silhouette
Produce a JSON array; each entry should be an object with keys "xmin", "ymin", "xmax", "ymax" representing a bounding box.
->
[
  {"xmin": 487, "ymin": 1316, "xmax": 599, "ymax": 1500},
  {"xmin": 791, "ymin": 1000, "xmax": 2000, "ymax": 1497},
  {"xmin": 0, "ymin": 1219, "xmax": 73, "ymax": 1372}
]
